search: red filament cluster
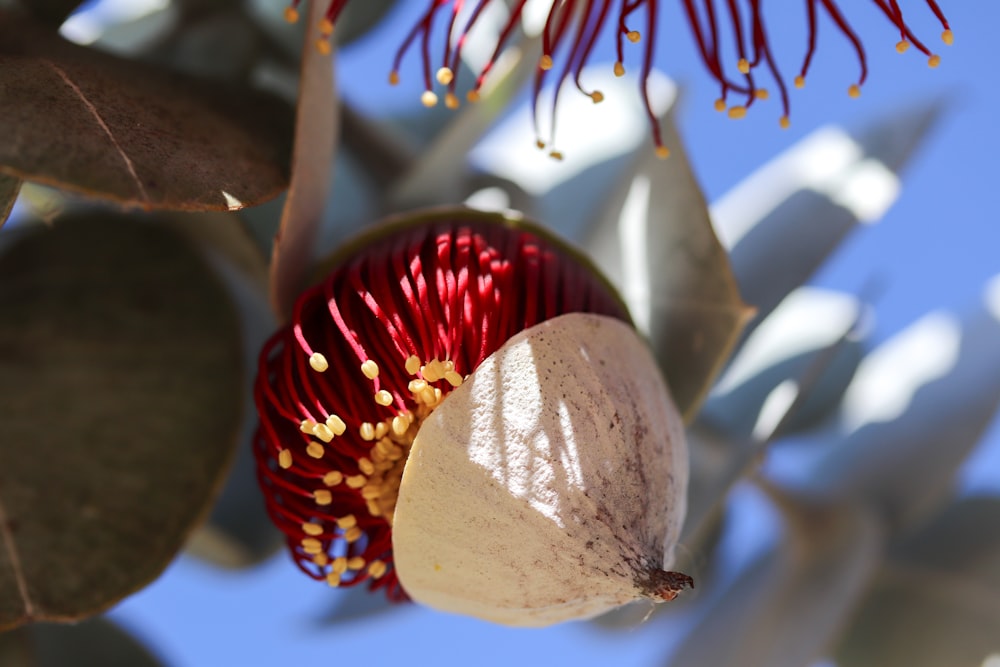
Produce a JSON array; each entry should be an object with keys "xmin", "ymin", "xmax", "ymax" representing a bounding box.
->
[
  {"xmin": 287, "ymin": 1, "xmax": 951, "ymax": 156},
  {"xmin": 254, "ymin": 213, "xmax": 628, "ymax": 599}
]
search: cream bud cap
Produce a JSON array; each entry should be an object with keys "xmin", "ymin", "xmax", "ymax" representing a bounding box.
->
[{"xmin": 392, "ymin": 313, "xmax": 690, "ymax": 626}]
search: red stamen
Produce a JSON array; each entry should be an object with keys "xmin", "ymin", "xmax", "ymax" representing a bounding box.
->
[{"xmin": 296, "ymin": 0, "xmax": 951, "ymax": 149}]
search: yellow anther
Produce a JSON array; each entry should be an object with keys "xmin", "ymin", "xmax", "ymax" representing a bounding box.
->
[
  {"xmin": 344, "ymin": 526, "xmax": 363, "ymax": 543},
  {"xmin": 408, "ymin": 379, "xmax": 427, "ymax": 394},
  {"xmin": 313, "ymin": 423, "xmax": 334, "ymax": 443},
  {"xmin": 539, "ymin": 55, "xmax": 554, "ymax": 70},
  {"xmin": 436, "ymin": 67, "xmax": 454, "ymax": 85},
  {"xmin": 313, "ymin": 553, "xmax": 328, "ymax": 566},
  {"xmin": 848, "ymin": 84, "xmax": 861, "ymax": 98},
  {"xmin": 332, "ymin": 557, "xmax": 348, "ymax": 575},
  {"xmin": 283, "ymin": 7, "xmax": 299, "ymax": 23},
  {"xmin": 727, "ymin": 106, "xmax": 747, "ymax": 119},
  {"xmin": 755, "ymin": 88, "xmax": 769, "ymax": 100},
  {"xmin": 942, "ymin": 29, "xmax": 954, "ymax": 46},
  {"xmin": 358, "ymin": 457, "xmax": 375, "ymax": 475},
  {"xmin": 309, "ymin": 353, "xmax": 328, "ymax": 372},
  {"xmin": 302, "ymin": 522, "xmax": 323, "ymax": 536},
  {"xmin": 360, "ymin": 422, "xmax": 375, "ymax": 441},
  {"xmin": 928, "ymin": 54, "xmax": 941, "ymax": 68},
  {"xmin": 389, "ymin": 71, "xmax": 400, "ymax": 86},
  {"xmin": 421, "ymin": 91, "xmax": 439, "ymax": 107},
  {"xmin": 392, "ymin": 415, "xmax": 409, "ymax": 436},
  {"xmin": 444, "ymin": 370, "xmax": 464, "ymax": 387},
  {"xmin": 714, "ymin": 98, "xmax": 726, "ymax": 112},
  {"xmin": 314, "ymin": 490, "xmax": 333, "ymax": 505},
  {"xmin": 347, "ymin": 557, "xmax": 366, "ymax": 570},
  {"xmin": 374, "ymin": 422, "xmax": 389, "ymax": 439},
  {"xmin": 405, "ymin": 355, "xmax": 421, "ymax": 375},
  {"xmin": 374, "ymin": 390, "xmax": 393, "ymax": 406},
  {"xmin": 337, "ymin": 514, "xmax": 357, "ymax": 530},
  {"xmin": 301, "ymin": 537, "xmax": 322, "ymax": 551},
  {"xmin": 794, "ymin": 75, "xmax": 806, "ymax": 89},
  {"xmin": 368, "ymin": 560, "xmax": 387, "ymax": 579},
  {"xmin": 626, "ymin": 30, "xmax": 641, "ymax": 43},
  {"xmin": 614, "ymin": 61, "xmax": 625, "ymax": 77},
  {"xmin": 319, "ymin": 18, "xmax": 334, "ymax": 35},
  {"xmin": 361, "ymin": 360, "xmax": 379, "ymax": 379},
  {"xmin": 779, "ymin": 115, "xmax": 791, "ymax": 129},
  {"xmin": 590, "ymin": 91, "xmax": 604, "ymax": 104},
  {"xmin": 896, "ymin": 40, "xmax": 910, "ymax": 53},
  {"xmin": 361, "ymin": 485, "xmax": 382, "ymax": 500},
  {"xmin": 316, "ymin": 38, "xmax": 331, "ymax": 55},
  {"xmin": 367, "ymin": 500, "xmax": 382, "ymax": 517},
  {"xmin": 549, "ymin": 150, "xmax": 564, "ymax": 161},
  {"xmin": 323, "ymin": 470, "xmax": 343, "ymax": 486},
  {"xmin": 655, "ymin": 146, "xmax": 670, "ymax": 160},
  {"xmin": 299, "ymin": 419, "xmax": 317, "ymax": 434},
  {"xmin": 445, "ymin": 93, "xmax": 460, "ymax": 109},
  {"xmin": 737, "ymin": 58, "xmax": 750, "ymax": 74},
  {"xmin": 326, "ymin": 573, "xmax": 340, "ymax": 587},
  {"xmin": 278, "ymin": 449, "xmax": 292, "ymax": 469},
  {"xmin": 306, "ymin": 442, "xmax": 325, "ymax": 459},
  {"xmin": 326, "ymin": 414, "xmax": 346, "ymax": 436},
  {"xmin": 346, "ymin": 474, "xmax": 367, "ymax": 489},
  {"xmin": 535, "ymin": 139, "xmax": 546, "ymax": 150}
]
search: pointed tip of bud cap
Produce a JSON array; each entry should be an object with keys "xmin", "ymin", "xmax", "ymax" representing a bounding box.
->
[{"xmin": 392, "ymin": 313, "xmax": 690, "ymax": 626}]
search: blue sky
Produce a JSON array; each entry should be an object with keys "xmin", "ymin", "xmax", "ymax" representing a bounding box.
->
[{"xmin": 106, "ymin": 3, "xmax": 999, "ymax": 666}]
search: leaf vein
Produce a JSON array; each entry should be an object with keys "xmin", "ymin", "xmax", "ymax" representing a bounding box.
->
[{"xmin": 47, "ymin": 61, "xmax": 149, "ymax": 203}]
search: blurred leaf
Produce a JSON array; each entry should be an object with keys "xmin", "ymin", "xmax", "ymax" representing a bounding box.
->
[
  {"xmin": 269, "ymin": 1, "xmax": 337, "ymax": 319},
  {"xmin": 388, "ymin": 34, "xmax": 540, "ymax": 209},
  {"xmin": 0, "ymin": 174, "xmax": 19, "ymax": 229},
  {"xmin": 585, "ymin": 112, "xmax": 752, "ymax": 420},
  {"xmin": 701, "ymin": 287, "xmax": 866, "ymax": 439},
  {"xmin": 808, "ymin": 289, "xmax": 1000, "ymax": 528},
  {"xmin": 0, "ymin": 214, "xmax": 243, "ymax": 630},
  {"xmin": 666, "ymin": 495, "xmax": 882, "ymax": 667},
  {"xmin": 0, "ymin": 9, "xmax": 292, "ymax": 211},
  {"xmin": 0, "ymin": 617, "xmax": 165, "ymax": 667},
  {"xmin": 22, "ymin": 0, "xmax": 82, "ymax": 27},
  {"xmin": 169, "ymin": 212, "xmax": 283, "ymax": 567},
  {"xmin": 835, "ymin": 496, "xmax": 1000, "ymax": 667},
  {"xmin": 336, "ymin": 0, "xmax": 397, "ymax": 45},
  {"xmin": 712, "ymin": 100, "xmax": 944, "ymax": 338}
]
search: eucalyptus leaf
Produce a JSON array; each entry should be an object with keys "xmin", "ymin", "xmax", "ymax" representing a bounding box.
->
[
  {"xmin": 712, "ymin": 99, "xmax": 944, "ymax": 338},
  {"xmin": 22, "ymin": 0, "xmax": 82, "ymax": 27},
  {"xmin": 0, "ymin": 173, "xmax": 19, "ymax": 229},
  {"xmin": 835, "ymin": 496, "xmax": 1000, "ymax": 667},
  {"xmin": 336, "ymin": 0, "xmax": 398, "ymax": 45},
  {"xmin": 0, "ymin": 214, "xmax": 243, "ymax": 630},
  {"xmin": 807, "ymin": 285, "xmax": 1000, "ymax": 528},
  {"xmin": 666, "ymin": 497, "xmax": 882, "ymax": 667},
  {"xmin": 0, "ymin": 9, "xmax": 292, "ymax": 211},
  {"xmin": 269, "ymin": 0, "xmax": 337, "ymax": 320},
  {"xmin": 0, "ymin": 617, "xmax": 165, "ymax": 667},
  {"xmin": 388, "ymin": 33, "xmax": 541, "ymax": 209},
  {"xmin": 585, "ymin": 111, "xmax": 752, "ymax": 420},
  {"xmin": 701, "ymin": 287, "xmax": 865, "ymax": 439}
]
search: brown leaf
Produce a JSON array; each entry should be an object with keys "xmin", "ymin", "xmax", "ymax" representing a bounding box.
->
[
  {"xmin": 0, "ymin": 10, "xmax": 292, "ymax": 211},
  {"xmin": 0, "ymin": 617, "xmax": 165, "ymax": 667},
  {"xmin": 0, "ymin": 214, "xmax": 243, "ymax": 630},
  {"xmin": 0, "ymin": 174, "xmax": 19, "ymax": 230},
  {"xmin": 269, "ymin": 0, "xmax": 337, "ymax": 319},
  {"xmin": 585, "ymin": 113, "xmax": 753, "ymax": 421},
  {"xmin": 22, "ymin": 1, "xmax": 84, "ymax": 28}
]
